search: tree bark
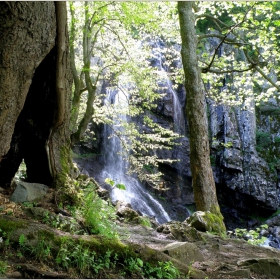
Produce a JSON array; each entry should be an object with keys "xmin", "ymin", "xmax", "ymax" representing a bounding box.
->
[
  {"xmin": 48, "ymin": 2, "xmax": 74, "ymax": 192},
  {"xmin": 70, "ymin": 2, "xmax": 98, "ymax": 145},
  {"xmin": 0, "ymin": 2, "xmax": 73, "ymax": 195},
  {"xmin": 69, "ymin": 2, "xmax": 83, "ymax": 133},
  {"xmin": 178, "ymin": 2, "xmax": 225, "ymax": 225},
  {"xmin": 0, "ymin": 2, "xmax": 56, "ymax": 161}
]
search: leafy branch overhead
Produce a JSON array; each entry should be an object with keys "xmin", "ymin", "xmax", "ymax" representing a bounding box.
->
[
  {"xmin": 67, "ymin": 1, "xmax": 280, "ymax": 189},
  {"xmin": 194, "ymin": 1, "xmax": 280, "ymax": 105},
  {"xmin": 68, "ymin": 1, "xmax": 182, "ymax": 188}
]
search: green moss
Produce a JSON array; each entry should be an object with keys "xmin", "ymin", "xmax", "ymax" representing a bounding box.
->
[
  {"xmin": 204, "ymin": 211, "xmax": 226, "ymax": 236},
  {"xmin": 37, "ymin": 230, "xmax": 56, "ymax": 241},
  {"xmin": 0, "ymin": 218, "xmax": 28, "ymax": 234},
  {"xmin": 52, "ymin": 234, "xmax": 133, "ymax": 260},
  {"xmin": 139, "ymin": 216, "xmax": 152, "ymax": 227},
  {"xmin": 56, "ymin": 145, "xmax": 83, "ymax": 205}
]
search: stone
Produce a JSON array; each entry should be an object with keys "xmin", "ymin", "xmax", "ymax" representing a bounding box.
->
[
  {"xmin": 5, "ymin": 272, "xmax": 22, "ymax": 279},
  {"xmin": 273, "ymin": 226, "xmax": 280, "ymax": 239},
  {"xmin": 237, "ymin": 258, "xmax": 280, "ymax": 278},
  {"xmin": 186, "ymin": 211, "xmax": 208, "ymax": 232},
  {"xmin": 116, "ymin": 201, "xmax": 140, "ymax": 222},
  {"xmin": 96, "ymin": 187, "xmax": 110, "ymax": 200},
  {"xmin": 10, "ymin": 182, "xmax": 49, "ymax": 203},
  {"xmin": 187, "ymin": 267, "xmax": 207, "ymax": 279},
  {"xmin": 260, "ymin": 229, "xmax": 269, "ymax": 237},
  {"xmin": 156, "ymin": 221, "xmax": 203, "ymax": 242},
  {"xmin": 269, "ymin": 241, "xmax": 279, "ymax": 249},
  {"xmin": 162, "ymin": 241, "xmax": 204, "ymax": 265},
  {"xmin": 230, "ymin": 269, "xmax": 250, "ymax": 278},
  {"xmin": 267, "ymin": 214, "xmax": 280, "ymax": 227},
  {"xmin": 24, "ymin": 207, "xmax": 82, "ymax": 233},
  {"xmin": 186, "ymin": 211, "xmax": 225, "ymax": 234}
]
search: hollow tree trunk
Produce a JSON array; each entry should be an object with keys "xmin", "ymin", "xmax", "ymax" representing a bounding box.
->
[
  {"xmin": 178, "ymin": 1, "xmax": 225, "ymax": 227},
  {"xmin": 0, "ymin": 2, "xmax": 73, "ymax": 193}
]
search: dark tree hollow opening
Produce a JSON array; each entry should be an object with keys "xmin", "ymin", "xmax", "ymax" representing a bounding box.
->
[{"xmin": 0, "ymin": 47, "xmax": 57, "ymax": 188}]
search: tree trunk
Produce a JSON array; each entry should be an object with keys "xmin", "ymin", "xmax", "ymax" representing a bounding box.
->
[
  {"xmin": 178, "ymin": 2, "xmax": 225, "ymax": 227},
  {"xmin": 70, "ymin": 2, "xmax": 97, "ymax": 145},
  {"xmin": 69, "ymin": 1, "xmax": 83, "ymax": 133},
  {"xmin": 0, "ymin": 2, "xmax": 73, "ymax": 197}
]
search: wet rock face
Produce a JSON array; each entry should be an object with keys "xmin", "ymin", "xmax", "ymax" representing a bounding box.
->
[
  {"xmin": 209, "ymin": 101, "xmax": 280, "ymax": 213},
  {"xmin": 75, "ymin": 38, "xmax": 280, "ymax": 220}
]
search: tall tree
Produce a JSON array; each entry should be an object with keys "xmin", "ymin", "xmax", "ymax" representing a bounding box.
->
[
  {"xmin": 0, "ymin": 2, "xmax": 75, "ymax": 203},
  {"xmin": 178, "ymin": 1, "xmax": 226, "ymax": 230},
  {"xmin": 68, "ymin": 2, "xmax": 182, "ymax": 188}
]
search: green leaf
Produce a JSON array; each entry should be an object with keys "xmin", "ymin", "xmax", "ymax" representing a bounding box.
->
[
  {"xmin": 116, "ymin": 183, "xmax": 126, "ymax": 190},
  {"xmin": 137, "ymin": 258, "xmax": 143, "ymax": 267},
  {"xmin": 105, "ymin": 178, "xmax": 115, "ymax": 186}
]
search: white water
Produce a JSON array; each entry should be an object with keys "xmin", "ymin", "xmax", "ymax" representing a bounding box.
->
[
  {"xmin": 152, "ymin": 41, "xmax": 185, "ymax": 136},
  {"xmin": 100, "ymin": 41, "xmax": 185, "ymax": 224},
  {"xmin": 101, "ymin": 86, "xmax": 171, "ymax": 224}
]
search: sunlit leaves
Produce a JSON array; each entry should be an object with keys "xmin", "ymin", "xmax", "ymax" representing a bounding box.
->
[
  {"xmin": 115, "ymin": 184, "xmax": 126, "ymax": 190},
  {"xmin": 195, "ymin": 1, "xmax": 280, "ymax": 108},
  {"xmin": 105, "ymin": 177, "xmax": 114, "ymax": 187}
]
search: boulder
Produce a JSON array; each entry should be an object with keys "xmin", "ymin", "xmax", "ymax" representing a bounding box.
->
[
  {"xmin": 162, "ymin": 241, "xmax": 204, "ymax": 265},
  {"xmin": 237, "ymin": 258, "xmax": 280, "ymax": 278},
  {"xmin": 24, "ymin": 207, "xmax": 82, "ymax": 233},
  {"xmin": 10, "ymin": 182, "xmax": 49, "ymax": 203},
  {"xmin": 266, "ymin": 214, "xmax": 280, "ymax": 227},
  {"xmin": 116, "ymin": 201, "xmax": 140, "ymax": 222},
  {"xmin": 156, "ymin": 221, "xmax": 203, "ymax": 242},
  {"xmin": 186, "ymin": 211, "xmax": 226, "ymax": 234}
]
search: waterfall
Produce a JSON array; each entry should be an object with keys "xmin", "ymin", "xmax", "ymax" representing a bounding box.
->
[
  {"xmin": 101, "ymin": 84, "xmax": 171, "ymax": 224},
  {"xmin": 99, "ymin": 40, "xmax": 186, "ymax": 224},
  {"xmin": 152, "ymin": 41, "xmax": 185, "ymax": 136}
]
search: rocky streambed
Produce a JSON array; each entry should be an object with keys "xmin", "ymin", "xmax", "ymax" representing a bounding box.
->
[
  {"xmin": 117, "ymin": 220, "xmax": 280, "ymax": 279},
  {"xmin": 2, "ymin": 179, "xmax": 280, "ymax": 279}
]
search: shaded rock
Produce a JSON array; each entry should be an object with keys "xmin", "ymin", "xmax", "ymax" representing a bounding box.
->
[
  {"xmin": 273, "ymin": 226, "xmax": 280, "ymax": 239},
  {"xmin": 266, "ymin": 214, "xmax": 280, "ymax": 227},
  {"xmin": 269, "ymin": 241, "xmax": 280, "ymax": 249},
  {"xmin": 5, "ymin": 271, "xmax": 22, "ymax": 279},
  {"xmin": 237, "ymin": 258, "xmax": 280, "ymax": 278},
  {"xmin": 230, "ymin": 269, "xmax": 251, "ymax": 278},
  {"xmin": 156, "ymin": 221, "xmax": 203, "ymax": 242},
  {"xmin": 116, "ymin": 201, "xmax": 140, "ymax": 222},
  {"xmin": 162, "ymin": 241, "xmax": 204, "ymax": 265},
  {"xmin": 247, "ymin": 219, "xmax": 258, "ymax": 228},
  {"xmin": 96, "ymin": 187, "xmax": 110, "ymax": 200},
  {"xmin": 10, "ymin": 182, "xmax": 49, "ymax": 203},
  {"xmin": 24, "ymin": 206, "xmax": 49, "ymax": 219},
  {"xmin": 260, "ymin": 229, "xmax": 269, "ymax": 237},
  {"xmin": 24, "ymin": 207, "xmax": 83, "ymax": 233},
  {"xmin": 186, "ymin": 211, "xmax": 226, "ymax": 234},
  {"xmin": 71, "ymin": 162, "xmax": 81, "ymax": 179}
]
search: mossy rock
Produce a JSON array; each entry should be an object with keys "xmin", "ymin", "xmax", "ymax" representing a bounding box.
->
[
  {"xmin": 0, "ymin": 216, "xmax": 28, "ymax": 235},
  {"xmin": 0, "ymin": 215, "xmax": 189, "ymax": 278},
  {"xmin": 116, "ymin": 201, "xmax": 141, "ymax": 223},
  {"xmin": 186, "ymin": 211, "xmax": 226, "ymax": 236},
  {"xmin": 157, "ymin": 221, "xmax": 204, "ymax": 242},
  {"xmin": 237, "ymin": 258, "xmax": 280, "ymax": 278}
]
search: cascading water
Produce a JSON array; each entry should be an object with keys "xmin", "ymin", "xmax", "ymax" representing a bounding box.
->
[
  {"xmin": 100, "ymin": 40, "xmax": 186, "ymax": 224},
  {"xmin": 152, "ymin": 41, "xmax": 185, "ymax": 136},
  {"xmin": 101, "ymin": 85, "xmax": 171, "ymax": 224}
]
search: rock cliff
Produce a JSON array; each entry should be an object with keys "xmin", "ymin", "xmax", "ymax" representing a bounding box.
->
[{"xmin": 73, "ymin": 39, "xmax": 280, "ymax": 227}]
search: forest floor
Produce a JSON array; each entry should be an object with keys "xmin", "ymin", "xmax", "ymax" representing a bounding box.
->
[{"xmin": 1, "ymin": 187, "xmax": 280, "ymax": 279}]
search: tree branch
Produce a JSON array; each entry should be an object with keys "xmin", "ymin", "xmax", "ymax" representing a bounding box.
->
[
  {"xmin": 103, "ymin": 23, "xmax": 132, "ymax": 60},
  {"xmin": 196, "ymin": 14, "xmax": 231, "ymax": 31},
  {"xmin": 203, "ymin": 64, "xmax": 256, "ymax": 75},
  {"xmin": 244, "ymin": 49, "xmax": 280, "ymax": 92},
  {"xmin": 201, "ymin": 4, "xmax": 256, "ymax": 74},
  {"xmin": 198, "ymin": 34, "xmax": 248, "ymax": 47}
]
